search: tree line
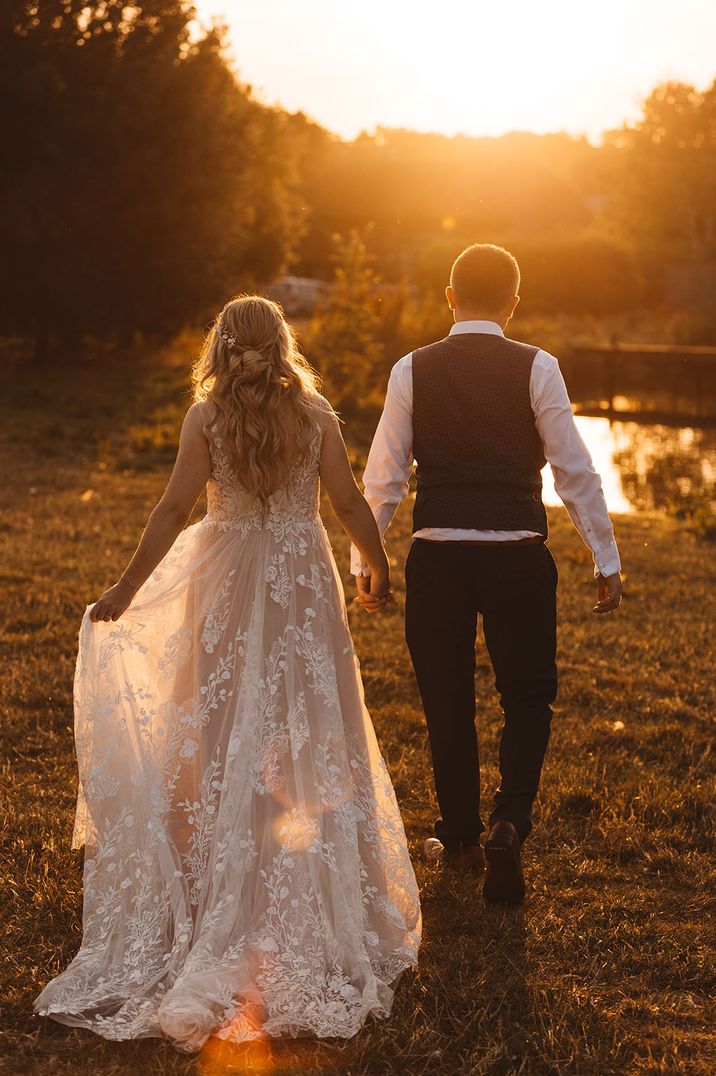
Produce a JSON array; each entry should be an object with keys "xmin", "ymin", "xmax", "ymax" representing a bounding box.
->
[{"xmin": 2, "ymin": 1, "xmax": 715, "ymax": 355}]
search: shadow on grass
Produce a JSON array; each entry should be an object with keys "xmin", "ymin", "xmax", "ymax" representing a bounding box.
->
[{"xmin": 413, "ymin": 864, "xmax": 632, "ymax": 1074}]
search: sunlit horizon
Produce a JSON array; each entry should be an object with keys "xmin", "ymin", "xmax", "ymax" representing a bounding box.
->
[{"xmin": 195, "ymin": 0, "xmax": 716, "ymax": 142}]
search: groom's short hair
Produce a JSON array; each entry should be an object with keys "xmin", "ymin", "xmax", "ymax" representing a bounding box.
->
[{"xmin": 450, "ymin": 244, "xmax": 520, "ymax": 310}]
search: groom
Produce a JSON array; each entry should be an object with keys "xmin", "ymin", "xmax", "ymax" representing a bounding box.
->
[{"xmin": 351, "ymin": 243, "xmax": 622, "ymax": 905}]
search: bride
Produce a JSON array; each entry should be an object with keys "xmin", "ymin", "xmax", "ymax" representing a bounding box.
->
[{"xmin": 34, "ymin": 294, "xmax": 421, "ymax": 1053}]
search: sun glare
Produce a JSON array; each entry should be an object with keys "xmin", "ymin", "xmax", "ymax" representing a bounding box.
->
[
  {"xmin": 195, "ymin": 0, "xmax": 716, "ymax": 140},
  {"xmin": 541, "ymin": 418, "xmax": 633, "ymax": 514}
]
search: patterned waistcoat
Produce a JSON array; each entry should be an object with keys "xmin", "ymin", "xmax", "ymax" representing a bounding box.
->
[{"xmin": 411, "ymin": 333, "xmax": 548, "ymax": 535}]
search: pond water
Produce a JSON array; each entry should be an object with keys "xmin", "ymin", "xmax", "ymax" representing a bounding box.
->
[{"xmin": 541, "ymin": 411, "xmax": 715, "ymax": 515}]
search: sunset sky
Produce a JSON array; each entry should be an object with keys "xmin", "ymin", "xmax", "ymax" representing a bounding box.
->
[{"xmin": 195, "ymin": 0, "xmax": 716, "ymax": 142}]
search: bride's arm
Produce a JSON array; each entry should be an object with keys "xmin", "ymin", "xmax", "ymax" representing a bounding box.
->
[
  {"xmin": 318, "ymin": 411, "xmax": 394, "ymax": 613},
  {"xmin": 89, "ymin": 403, "xmax": 212, "ymax": 623}
]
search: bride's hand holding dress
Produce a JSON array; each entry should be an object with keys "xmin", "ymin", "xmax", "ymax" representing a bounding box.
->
[{"xmin": 35, "ymin": 372, "xmax": 421, "ymax": 1053}]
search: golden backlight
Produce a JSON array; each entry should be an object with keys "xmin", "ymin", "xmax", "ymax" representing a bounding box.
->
[{"xmin": 195, "ymin": 0, "xmax": 715, "ymax": 140}]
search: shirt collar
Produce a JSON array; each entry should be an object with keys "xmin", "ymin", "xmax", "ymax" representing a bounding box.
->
[{"xmin": 449, "ymin": 320, "xmax": 504, "ymax": 337}]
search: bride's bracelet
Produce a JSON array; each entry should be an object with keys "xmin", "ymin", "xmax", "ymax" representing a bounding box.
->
[{"xmin": 117, "ymin": 577, "xmax": 138, "ymax": 592}]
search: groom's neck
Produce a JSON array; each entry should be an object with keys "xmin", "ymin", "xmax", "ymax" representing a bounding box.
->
[{"xmin": 452, "ymin": 309, "xmax": 507, "ymax": 330}]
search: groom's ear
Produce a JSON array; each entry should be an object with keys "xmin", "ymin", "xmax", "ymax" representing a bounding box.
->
[
  {"xmin": 445, "ymin": 284, "xmax": 456, "ymax": 311},
  {"xmin": 506, "ymin": 294, "xmax": 520, "ymax": 318}
]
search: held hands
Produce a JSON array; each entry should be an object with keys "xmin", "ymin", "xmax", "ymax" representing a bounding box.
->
[
  {"xmin": 89, "ymin": 579, "xmax": 136, "ymax": 623},
  {"xmin": 353, "ymin": 569, "xmax": 397, "ymax": 615},
  {"xmin": 593, "ymin": 571, "xmax": 622, "ymax": 614}
]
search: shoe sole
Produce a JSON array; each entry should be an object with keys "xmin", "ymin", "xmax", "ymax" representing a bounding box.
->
[
  {"xmin": 483, "ymin": 843, "xmax": 525, "ymax": 905},
  {"xmin": 422, "ymin": 839, "xmax": 445, "ymax": 864}
]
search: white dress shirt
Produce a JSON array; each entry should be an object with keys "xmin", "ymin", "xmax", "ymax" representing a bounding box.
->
[{"xmin": 350, "ymin": 320, "xmax": 622, "ymax": 580}]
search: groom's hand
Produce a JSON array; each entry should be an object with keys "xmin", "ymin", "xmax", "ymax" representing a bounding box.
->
[
  {"xmin": 353, "ymin": 572, "xmax": 379, "ymax": 612},
  {"xmin": 353, "ymin": 571, "xmax": 396, "ymax": 614},
  {"xmin": 593, "ymin": 572, "xmax": 622, "ymax": 614}
]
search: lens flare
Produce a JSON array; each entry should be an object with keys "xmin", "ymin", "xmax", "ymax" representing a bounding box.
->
[
  {"xmin": 272, "ymin": 807, "xmax": 319, "ymax": 851},
  {"xmin": 199, "ymin": 1025, "xmax": 273, "ymax": 1074}
]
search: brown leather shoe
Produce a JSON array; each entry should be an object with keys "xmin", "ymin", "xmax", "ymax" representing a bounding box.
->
[
  {"xmin": 423, "ymin": 837, "xmax": 485, "ymax": 874},
  {"xmin": 483, "ymin": 820, "xmax": 525, "ymax": 905}
]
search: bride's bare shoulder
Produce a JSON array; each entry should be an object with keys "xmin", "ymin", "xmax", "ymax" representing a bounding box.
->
[{"xmin": 176, "ymin": 401, "xmax": 219, "ymax": 462}]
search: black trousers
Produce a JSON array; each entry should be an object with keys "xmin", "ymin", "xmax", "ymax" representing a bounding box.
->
[{"xmin": 404, "ymin": 537, "xmax": 558, "ymax": 850}]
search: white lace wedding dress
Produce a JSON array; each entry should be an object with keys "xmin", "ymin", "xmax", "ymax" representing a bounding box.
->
[{"xmin": 34, "ymin": 406, "xmax": 421, "ymax": 1053}]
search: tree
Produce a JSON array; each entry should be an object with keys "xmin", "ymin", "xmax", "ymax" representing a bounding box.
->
[
  {"xmin": 303, "ymin": 229, "xmax": 385, "ymax": 411},
  {"xmin": 510, "ymin": 236, "xmax": 641, "ymax": 314},
  {"xmin": 604, "ymin": 80, "xmax": 716, "ymax": 266},
  {"xmin": 0, "ymin": 1, "xmax": 310, "ymax": 352}
]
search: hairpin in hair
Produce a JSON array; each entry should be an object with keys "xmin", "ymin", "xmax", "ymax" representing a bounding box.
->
[{"xmin": 217, "ymin": 321, "xmax": 236, "ymax": 349}]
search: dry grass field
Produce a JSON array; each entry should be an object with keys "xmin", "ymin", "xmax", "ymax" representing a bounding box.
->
[{"xmin": 1, "ymin": 344, "xmax": 714, "ymax": 1075}]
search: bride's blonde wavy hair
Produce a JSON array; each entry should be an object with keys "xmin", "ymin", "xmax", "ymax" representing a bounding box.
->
[{"xmin": 191, "ymin": 294, "xmax": 329, "ymax": 505}]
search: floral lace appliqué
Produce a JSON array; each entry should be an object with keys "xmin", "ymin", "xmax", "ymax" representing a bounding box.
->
[
  {"xmin": 35, "ymin": 406, "xmax": 421, "ymax": 1053},
  {"xmin": 201, "ymin": 571, "xmax": 236, "ymax": 654}
]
